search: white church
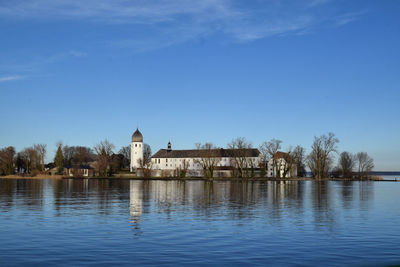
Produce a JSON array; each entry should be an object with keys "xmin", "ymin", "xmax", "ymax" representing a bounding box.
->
[{"xmin": 130, "ymin": 128, "xmax": 296, "ymax": 178}]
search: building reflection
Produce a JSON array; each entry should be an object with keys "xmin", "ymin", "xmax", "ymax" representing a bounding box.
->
[
  {"xmin": 0, "ymin": 178, "xmax": 376, "ymax": 231},
  {"xmin": 264, "ymin": 181, "xmax": 306, "ymax": 223},
  {"xmin": 130, "ymin": 180, "xmax": 143, "ymax": 220},
  {"xmin": 127, "ymin": 180, "xmax": 307, "ymax": 224}
]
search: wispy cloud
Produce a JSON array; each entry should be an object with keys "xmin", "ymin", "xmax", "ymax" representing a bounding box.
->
[
  {"xmin": 305, "ymin": 0, "xmax": 333, "ymax": 8},
  {"xmin": 0, "ymin": 0, "xmax": 365, "ymax": 44},
  {"xmin": 333, "ymin": 11, "xmax": 367, "ymax": 27},
  {"xmin": 0, "ymin": 0, "xmax": 238, "ymax": 22},
  {"xmin": 0, "ymin": 50, "xmax": 87, "ymax": 82},
  {"xmin": 0, "ymin": 75, "xmax": 24, "ymax": 83}
]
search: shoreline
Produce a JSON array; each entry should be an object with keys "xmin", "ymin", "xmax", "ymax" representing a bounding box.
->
[{"xmin": 0, "ymin": 175, "xmax": 396, "ymax": 182}]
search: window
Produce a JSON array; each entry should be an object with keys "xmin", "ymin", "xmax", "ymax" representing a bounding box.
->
[
  {"xmin": 135, "ymin": 144, "xmax": 137, "ymax": 147},
  {"xmin": 139, "ymin": 144, "xmax": 141, "ymax": 147},
  {"xmin": 166, "ymin": 159, "xmax": 168, "ymax": 163},
  {"xmin": 158, "ymin": 159, "xmax": 160, "ymax": 164}
]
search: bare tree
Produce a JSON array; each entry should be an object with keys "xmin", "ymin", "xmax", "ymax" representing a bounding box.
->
[
  {"xmin": 94, "ymin": 140, "xmax": 115, "ymax": 177},
  {"xmin": 307, "ymin": 133, "xmax": 339, "ymax": 179},
  {"xmin": 15, "ymin": 152, "xmax": 25, "ymax": 174},
  {"xmin": 34, "ymin": 144, "xmax": 46, "ymax": 171},
  {"xmin": 260, "ymin": 139, "xmax": 282, "ymax": 177},
  {"xmin": 0, "ymin": 146, "xmax": 16, "ymax": 175},
  {"xmin": 175, "ymin": 159, "xmax": 190, "ymax": 178},
  {"xmin": 72, "ymin": 146, "xmax": 95, "ymax": 165},
  {"xmin": 258, "ymin": 143, "xmax": 269, "ymax": 177},
  {"xmin": 62, "ymin": 146, "xmax": 94, "ymax": 166},
  {"xmin": 110, "ymin": 154, "xmax": 125, "ymax": 174},
  {"xmin": 138, "ymin": 143, "xmax": 153, "ymax": 178},
  {"xmin": 119, "ymin": 146, "xmax": 131, "ymax": 168},
  {"xmin": 62, "ymin": 145, "xmax": 74, "ymax": 166},
  {"xmin": 20, "ymin": 147, "xmax": 40, "ymax": 175},
  {"xmin": 293, "ymin": 145, "xmax": 306, "ymax": 177},
  {"xmin": 356, "ymin": 152, "xmax": 374, "ymax": 179},
  {"xmin": 194, "ymin": 142, "xmax": 221, "ymax": 178},
  {"xmin": 228, "ymin": 137, "xmax": 253, "ymax": 178},
  {"xmin": 279, "ymin": 149, "xmax": 297, "ymax": 178},
  {"xmin": 246, "ymin": 157, "xmax": 257, "ymax": 178},
  {"xmin": 339, "ymin": 151, "xmax": 355, "ymax": 178},
  {"xmin": 143, "ymin": 143, "xmax": 152, "ymax": 163}
]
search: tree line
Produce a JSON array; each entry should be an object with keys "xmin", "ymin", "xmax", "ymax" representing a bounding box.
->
[
  {"xmin": 53, "ymin": 141, "xmax": 135, "ymax": 177},
  {"xmin": 172, "ymin": 133, "xmax": 374, "ymax": 179},
  {"xmin": 0, "ymin": 132, "xmax": 375, "ymax": 179},
  {"xmin": 0, "ymin": 141, "xmax": 134, "ymax": 177},
  {"xmin": 186, "ymin": 137, "xmax": 305, "ymax": 179},
  {"xmin": 0, "ymin": 144, "xmax": 46, "ymax": 176}
]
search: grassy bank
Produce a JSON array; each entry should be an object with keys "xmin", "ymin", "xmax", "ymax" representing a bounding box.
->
[
  {"xmin": 62, "ymin": 176, "xmax": 388, "ymax": 181},
  {"xmin": 1, "ymin": 174, "xmax": 63, "ymax": 179},
  {"xmin": 1, "ymin": 175, "xmax": 391, "ymax": 181}
]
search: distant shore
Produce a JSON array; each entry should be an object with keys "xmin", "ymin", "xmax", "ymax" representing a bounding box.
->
[
  {"xmin": 1, "ymin": 175, "xmax": 396, "ymax": 182},
  {"xmin": 1, "ymin": 174, "xmax": 63, "ymax": 179}
]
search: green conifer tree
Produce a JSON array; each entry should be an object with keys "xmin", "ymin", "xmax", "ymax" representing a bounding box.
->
[{"xmin": 54, "ymin": 144, "xmax": 64, "ymax": 175}]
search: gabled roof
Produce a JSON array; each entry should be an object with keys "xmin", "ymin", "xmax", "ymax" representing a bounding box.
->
[
  {"xmin": 152, "ymin": 148, "xmax": 260, "ymax": 158},
  {"xmin": 274, "ymin": 151, "xmax": 287, "ymax": 159},
  {"xmin": 274, "ymin": 151, "xmax": 292, "ymax": 160}
]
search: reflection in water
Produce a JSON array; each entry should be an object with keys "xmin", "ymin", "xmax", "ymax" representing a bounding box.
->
[
  {"xmin": 340, "ymin": 181, "xmax": 355, "ymax": 210},
  {"xmin": 125, "ymin": 180, "xmax": 373, "ymax": 229},
  {"xmin": 130, "ymin": 180, "xmax": 142, "ymax": 220},
  {"xmin": 1, "ymin": 178, "xmax": 399, "ymax": 266},
  {"xmin": 359, "ymin": 182, "xmax": 374, "ymax": 210},
  {"xmin": 0, "ymin": 179, "xmax": 46, "ymax": 211},
  {"xmin": 311, "ymin": 181, "xmax": 336, "ymax": 229},
  {"xmin": 0, "ymin": 179, "xmax": 376, "ymax": 229}
]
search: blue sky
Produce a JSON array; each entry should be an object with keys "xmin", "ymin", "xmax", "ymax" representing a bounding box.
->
[{"xmin": 0, "ymin": 0, "xmax": 399, "ymax": 171}]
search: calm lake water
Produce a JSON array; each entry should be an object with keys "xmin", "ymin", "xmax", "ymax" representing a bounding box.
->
[{"xmin": 1, "ymin": 179, "xmax": 400, "ymax": 266}]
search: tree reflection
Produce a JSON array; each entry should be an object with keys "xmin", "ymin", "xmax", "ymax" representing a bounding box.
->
[
  {"xmin": 358, "ymin": 181, "xmax": 374, "ymax": 210},
  {"xmin": 311, "ymin": 181, "xmax": 335, "ymax": 229},
  {"xmin": 0, "ymin": 179, "xmax": 45, "ymax": 211},
  {"xmin": 340, "ymin": 181, "xmax": 354, "ymax": 209},
  {"xmin": 0, "ymin": 178, "xmax": 376, "ymax": 232}
]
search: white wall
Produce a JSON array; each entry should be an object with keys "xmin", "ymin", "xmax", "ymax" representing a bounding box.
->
[
  {"xmin": 151, "ymin": 156, "xmax": 261, "ymax": 171},
  {"xmin": 267, "ymin": 158, "xmax": 297, "ymax": 178},
  {"xmin": 130, "ymin": 141, "xmax": 143, "ymax": 171}
]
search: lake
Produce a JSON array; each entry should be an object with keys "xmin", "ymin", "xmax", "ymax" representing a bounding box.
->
[{"xmin": 0, "ymin": 179, "xmax": 399, "ymax": 266}]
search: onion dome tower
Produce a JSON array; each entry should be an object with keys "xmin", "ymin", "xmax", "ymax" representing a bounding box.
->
[{"xmin": 130, "ymin": 128, "xmax": 143, "ymax": 172}]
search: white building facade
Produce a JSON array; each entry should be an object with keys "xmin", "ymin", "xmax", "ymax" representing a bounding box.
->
[
  {"xmin": 130, "ymin": 129, "xmax": 296, "ymax": 178},
  {"xmin": 130, "ymin": 128, "xmax": 143, "ymax": 172},
  {"xmin": 266, "ymin": 152, "xmax": 298, "ymax": 178},
  {"xmin": 151, "ymin": 141, "xmax": 261, "ymax": 177}
]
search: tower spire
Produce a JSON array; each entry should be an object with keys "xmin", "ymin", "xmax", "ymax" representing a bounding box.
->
[{"xmin": 167, "ymin": 140, "xmax": 172, "ymax": 151}]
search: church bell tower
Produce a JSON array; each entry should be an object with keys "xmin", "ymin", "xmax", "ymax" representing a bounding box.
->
[{"xmin": 130, "ymin": 128, "xmax": 143, "ymax": 172}]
